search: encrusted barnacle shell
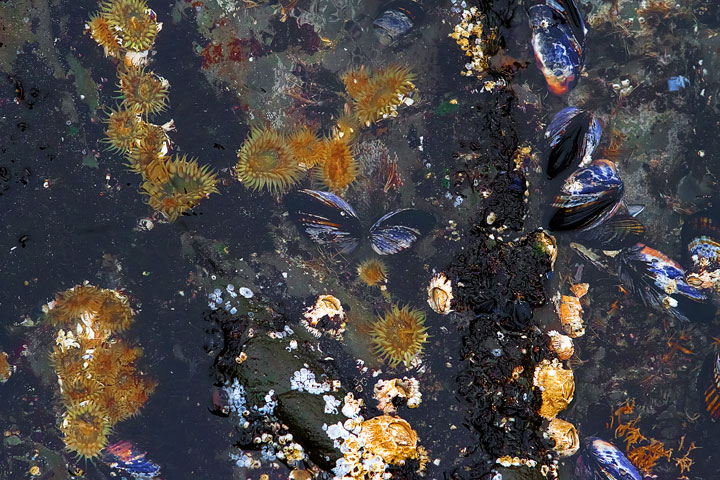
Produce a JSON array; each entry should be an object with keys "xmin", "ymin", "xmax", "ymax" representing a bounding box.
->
[
  {"xmin": 546, "ymin": 418, "xmax": 580, "ymax": 457},
  {"xmin": 569, "ymin": 283, "xmax": 589, "ymax": 298},
  {"xmin": 556, "ymin": 294, "xmax": 585, "ymax": 338},
  {"xmin": 373, "ymin": 377, "xmax": 422, "ymax": 414},
  {"xmin": 533, "ymin": 358, "xmax": 574, "ymax": 419},
  {"xmin": 547, "ymin": 330, "xmax": 574, "ymax": 361},
  {"xmin": 536, "ymin": 230, "xmax": 558, "ymax": 270},
  {"xmin": 427, "ymin": 273, "xmax": 453, "ymax": 314},
  {"xmin": 359, "ymin": 415, "xmax": 418, "ymax": 464},
  {"xmin": 304, "ymin": 295, "xmax": 344, "ymax": 326}
]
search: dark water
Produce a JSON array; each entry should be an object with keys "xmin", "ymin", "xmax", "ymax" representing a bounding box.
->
[{"xmin": 1, "ymin": 0, "xmax": 720, "ymax": 479}]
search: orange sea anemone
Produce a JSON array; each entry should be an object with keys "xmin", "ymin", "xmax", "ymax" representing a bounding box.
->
[
  {"xmin": 50, "ymin": 284, "xmax": 105, "ymax": 325},
  {"xmin": 342, "ymin": 66, "xmax": 372, "ymax": 99},
  {"xmin": 348, "ymin": 64, "xmax": 416, "ymax": 127},
  {"xmin": 333, "ymin": 110, "xmax": 360, "ymax": 142},
  {"xmin": 101, "ymin": 374, "xmax": 155, "ymax": 422},
  {"xmin": 101, "ymin": 0, "xmax": 159, "ymax": 52},
  {"xmin": 357, "ymin": 259, "xmax": 388, "ymax": 286},
  {"xmin": 125, "ymin": 121, "xmax": 170, "ymax": 179},
  {"xmin": 51, "ymin": 347, "xmax": 85, "ymax": 381},
  {"xmin": 0, "ymin": 352, "xmax": 12, "ymax": 383},
  {"xmin": 370, "ymin": 305, "xmax": 429, "ymax": 368},
  {"xmin": 288, "ymin": 127, "xmax": 323, "ymax": 169},
  {"xmin": 104, "ymin": 106, "xmax": 144, "ymax": 154},
  {"xmin": 236, "ymin": 127, "xmax": 304, "ymax": 194},
  {"xmin": 318, "ymin": 138, "xmax": 358, "ymax": 192},
  {"xmin": 117, "ymin": 64, "xmax": 169, "ymax": 117},
  {"xmin": 141, "ymin": 154, "xmax": 219, "ymax": 222},
  {"xmin": 86, "ymin": 14, "xmax": 121, "ymax": 57},
  {"xmin": 94, "ymin": 291, "xmax": 135, "ymax": 334},
  {"xmin": 61, "ymin": 376, "xmax": 103, "ymax": 408},
  {"xmin": 61, "ymin": 402, "xmax": 111, "ymax": 458}
]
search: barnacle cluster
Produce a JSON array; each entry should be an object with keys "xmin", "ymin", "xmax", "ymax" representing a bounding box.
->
[
  {"xmin": 47, "ymin": 283, "xmax": 155, "ymax": 458},
  {"xmin": 327, "ymin": 393, "xmax": 427, "ymax": 480},
  {"xmin": 373, "ymin": 377, "xmax": 421, "ymax": 414},
  {"xmin": 235, "ymin": 125, "xmax": 358, "ymax": 194},
  {"xmin": 301, "ymin": 294, "xmax": 347, "ymax": 340},
  {"xmin": 448, "ymin": 7, "xmax": 499, "ymax": 81},
  {"xmin": 341, "ymin": 64, "xmax": 416, "ymax": 127},
  {"xmin": 88, "ymin": 0, "xmax": 217, "ymax": 221},
  {"xmin": 370, "ymin": 305, "xmax": 428, "ymax": 368}
]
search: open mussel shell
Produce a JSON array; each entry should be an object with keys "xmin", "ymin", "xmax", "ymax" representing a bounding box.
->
[
  {"xmin": 369, "ymin": 208, "xmax": 435, "ymax": 255},
  {"xmin": 545, "ymin": 106, "xmax": 602, "ymax": 179},
  {"xmin": 576, "ymin": 213, "xmax": 645, "ymax": 250},
  {"xmin": 617, "ymin": 243, "xmax": 713, "ymax": 322},
  {"xmin": 285, "ymin": 189, "xmax": 363, "ymax": 254},
  {"xmin": 575, "ymin": 437, "xmax": 641, "ymax": 480},
  {"xmin": 549, "ymin": 160, "xmax": 623, "ymax": 231},
  {"xmin": 682, "ymin": 209, "xmax": 720, "ymax": 291}
]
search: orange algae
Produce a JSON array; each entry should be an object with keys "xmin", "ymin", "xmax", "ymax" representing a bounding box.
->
[
  {"xmin": 370, "ymin": 305, "xmax": 429, "ymax": 368},
  {"xmin": 318, "ymin": 138, "xmax": 358, "ymax": 192},
  {"xmin": 236, "ymin": 127, "xmax": 304, "ymax": 194},
  {"xmin": 141, "ymin": 154, "xmax": 219, "ymax": 222}
]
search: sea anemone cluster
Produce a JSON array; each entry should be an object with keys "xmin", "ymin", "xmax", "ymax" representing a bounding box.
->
[
  {"xmin": 88, "ymin": 0, "xmax": 218, "ymax": 222},
  {"xmin": 370, "ymin": 304, "xmax": 428, "ymax": 368},
  {"xmin": 47, "ymin": 283, "xmax": 156, "ymax": 459},
  {"xmin": 341, "ymin": 64, "xmax": 416, "ymax": 127},
  {"xmin": 86, "ymin": 0, "xmax": 160, "ymax": 57},
  {"xmin": 0, "ymin": 351, "xmax": 13, "ymax": 383},
  {"xmin": 235, "ymin": 126, "xmax": 358, "ymax": 194}
]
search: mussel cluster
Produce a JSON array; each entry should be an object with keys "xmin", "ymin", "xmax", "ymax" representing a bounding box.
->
[{"xmin": 544, "ymin": 106, "xmax": 717, "ymax": 323}]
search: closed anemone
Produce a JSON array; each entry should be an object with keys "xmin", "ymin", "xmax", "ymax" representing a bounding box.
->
[
  {"xmin": 86, "ymin": 14, "xmax": 121, "ymax": 57},
  {"xmin": 104, "ymin": 106, "xmax": 144, "ymax": 154},
  {"xmin": 102, "ymin": 0, "xmax": 158, "ymax": 52},
  {"xmin": 236, "ymin": 127, "xmax": 304, "ymax": 194},
  {"xmin": 357, "ymin": 259, "xmax": 388, "ymax": 286},
  {"xmin": 288, "ymin": 127, "xmax": 323, "ymax": 169},
  {"xmin": 117, "ymin": 65, "xmax": 169, "ymax": 117},
  {"xmin": 141, "ymin": 154, "xmax": 219, "ymax": 222},
  {"xmin": 318, "ymin": 138, "xmax": 358, "ymax": 192},
  {"xmin": 61, "ymin": 402, "xmax": 111, "ymax": 459},
  {"xmin": 370, "ymin": 305, "xmax": 429, "ymax": 368},
  {"xmin": 125, "ymin": 121, "xmax": 169, "ymax": 180}
]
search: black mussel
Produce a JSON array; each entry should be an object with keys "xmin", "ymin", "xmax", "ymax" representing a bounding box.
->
[
  {"xmin": 528, "ymin": 0, "xmax": 586, "ymax": 95},
  {"xmin": 549, "ymin": 159, "xmax": 624, "ymax": 231},
  {"xmin": 575, "ymin": 437, "xmax": 641, "ymax": 480},
  {"xmin": 617, "ymin": 243, "xmax": 712, "ymax": 322},
  {"xmin": 286, "ymin": 189, "xmax": 435, "ymax": 255},
  {"xmin": 576, "ymin": 213, "xmax": 645, "ymax": 250},
  {"xmin": 373, "ymin": 0, "xmax": 424, "ymax": 46},
  {"xmin": 545, "ymin": 106, "xmax": 602, "ymax": 179},
  {"xmin": 285, "ymin": 189, "xmax": 363, "ymax": 253},
  {"xmin": 369, "ymin": 208, "xmax": 435, "ymax": 255},
  {"xmin": 682, "ymin": 209, "xmax": 720, "ymax": 292}
]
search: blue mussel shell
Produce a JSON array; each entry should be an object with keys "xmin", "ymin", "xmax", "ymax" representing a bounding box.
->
[{"xmin": 575, "ymin": 437, "xmax": 642, "ymax": 480}]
